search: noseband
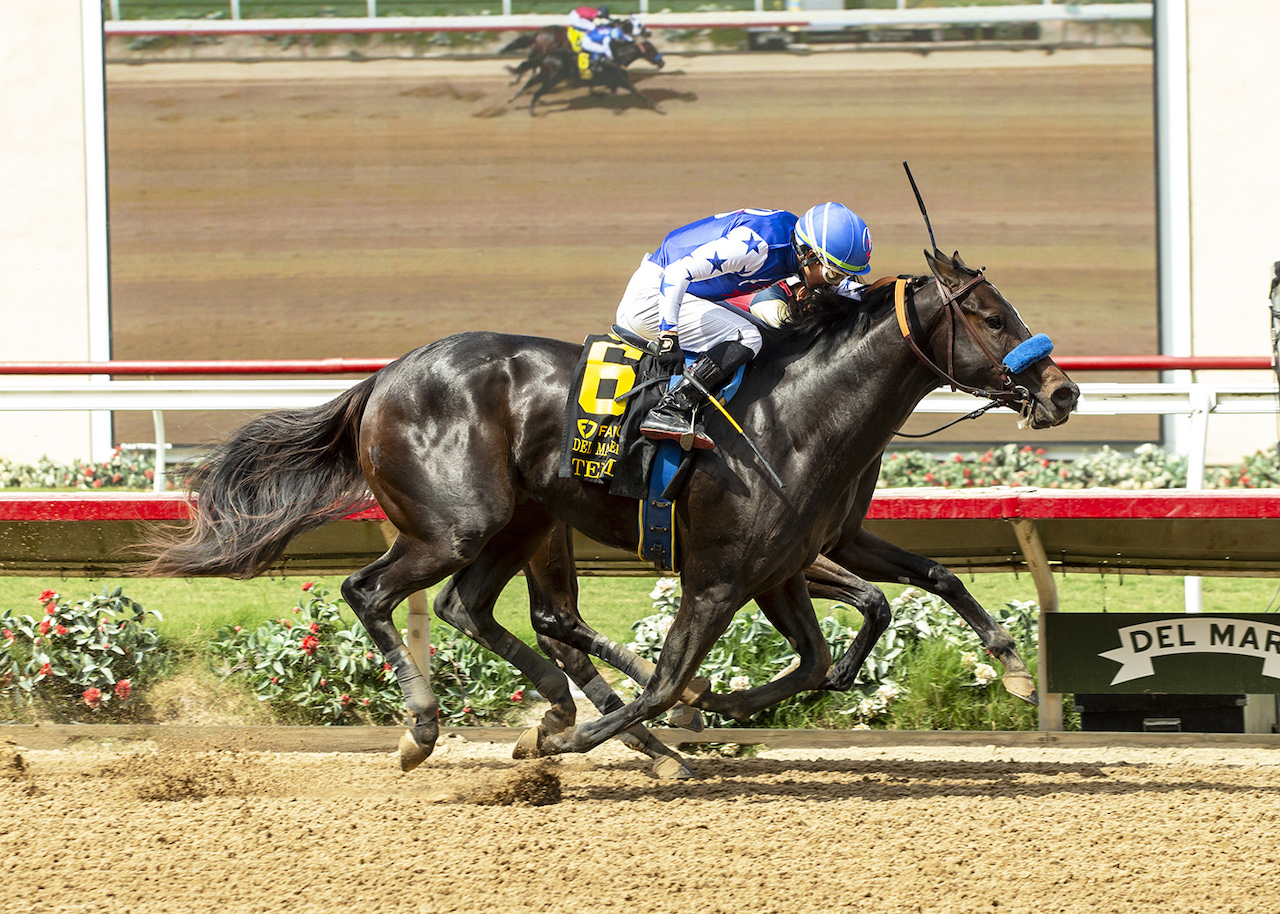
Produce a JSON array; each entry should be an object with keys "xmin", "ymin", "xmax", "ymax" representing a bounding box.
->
[{"xmin": 893, "ymin": 273, "xmax": 1035, "ymax": 409}]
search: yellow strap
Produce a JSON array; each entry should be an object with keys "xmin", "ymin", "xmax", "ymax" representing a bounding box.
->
[{"xmin": 894, "ymin": 278, "xmax": 911, "ymax": 339}]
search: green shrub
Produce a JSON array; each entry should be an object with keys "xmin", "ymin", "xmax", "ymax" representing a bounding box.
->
[
  {"xmin": 209, "ymin": 582, "xmax": 529, "ymax": 726},
  {"xmin": 0, "ymin": 446, "xmax": 169, "ymax": 490},
  {"xmin": 0, "ymin": 587, "xmax": 167, "ymax": 721}
]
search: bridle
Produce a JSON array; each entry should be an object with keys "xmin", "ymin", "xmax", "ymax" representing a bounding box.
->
[{"xmin": 893, "ymin": 269, "xmax": 1034, "ymax": 414}]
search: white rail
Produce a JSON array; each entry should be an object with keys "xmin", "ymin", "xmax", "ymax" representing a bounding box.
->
[
  {"xmin": 1, "ymin": 378, "xmax": 1274, "ymax": 492},
  {"xmin": 101, "ymin": 2, "xmax": 1152, "ymax": 35}
]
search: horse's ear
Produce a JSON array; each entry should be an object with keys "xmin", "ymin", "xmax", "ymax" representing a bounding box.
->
[{"xmin": 951, "ymin": 251, "xmax": 969, "ymax": 269}]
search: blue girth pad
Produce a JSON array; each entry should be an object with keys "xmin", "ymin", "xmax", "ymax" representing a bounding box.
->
[
  {"xmin": 1003, "ymin": 333, "xmax": 1053, "ymax": 374},
  {"xmin": 638, "ymin": 359, "xmax": 746, "ymax": 573}
]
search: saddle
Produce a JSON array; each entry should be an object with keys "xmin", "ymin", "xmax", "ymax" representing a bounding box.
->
[{"xmin": 559, "ymin": 327, "xmax": 748, "ymax": 572}]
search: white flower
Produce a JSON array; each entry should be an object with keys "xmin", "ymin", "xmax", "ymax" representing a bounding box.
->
[
  {"xmin": 656, "ymin": 615, "xmax": 673, "ymax": 638},
  {"xmin": 972, "ymin": 662, "xmax": 998, "ymax": 687},
  {"xmin": 960, "ymin": 651, "xmax": 978, "ymax": 668},
  {"xmin": 649, "ymin": 578, "xmax": 678, "ymax": 599},
  {"xmin": 729, "ymin": 675, "xmax": 751, "ymax": 692},
  {"xmin": 875, "ymin": 682, "xmax": 900, "ymax": 702}
]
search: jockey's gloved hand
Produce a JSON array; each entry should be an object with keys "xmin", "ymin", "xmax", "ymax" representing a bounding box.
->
[{"xmin": 656, "ymin": 331, "xmax": 683, "ymax": 375}]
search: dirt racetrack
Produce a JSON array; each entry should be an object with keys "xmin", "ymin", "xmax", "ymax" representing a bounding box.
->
[
  {"xmin": 3, "ymin": 732, "xmax": 1278, "ymax": 914},
  {"xmin": 105, "ymin": 48, "xmax": 1156, "ymax": 448}
]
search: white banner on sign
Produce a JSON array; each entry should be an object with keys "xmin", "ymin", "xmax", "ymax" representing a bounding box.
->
[{"xmin": 1100, "ymin": 618, "xmax": 1280, "ymax": 685}]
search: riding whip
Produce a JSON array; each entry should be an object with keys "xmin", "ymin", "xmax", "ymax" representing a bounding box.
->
[{"xmin": 902, "ymin": 160, "xmax": 938, "ymax": 253}]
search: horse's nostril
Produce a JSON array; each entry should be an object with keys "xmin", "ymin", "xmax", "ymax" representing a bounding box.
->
[{"xmin": 1052, "ymin": 384, "xmax": 1080, "ymax": 408}]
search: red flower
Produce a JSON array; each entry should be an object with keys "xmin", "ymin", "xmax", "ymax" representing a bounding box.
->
[
  {"xmin": 144, "ymin": 468, "xmax": 154, "ymax": 480},
  {"xmin": 83, "ymin": 466, "xmax": 94, "ymax": 477},
  {"xmin": 45, "ymin": 604, "xmax": 57, "ymax": 615},
  {"xmin": 38, "ymin": 589, "xmax": 56, "ymax": 603},
  {"xmin": 365, "ymin": 651, "xmax": 374, "ymax": 660},
  {"xmin": 92, "ymin": 479, "xmax": 103, "ymax": 489},
  {"xmin": 341, "ymin": 694, "xmax": 351, "ymax": 704},
  {"xmin": 112, "ymin": 474, "xmax": 122, "ymax": 483},
  {"xmin": 38, "ymin": 620, "xmax": 51, "ymax": 635},
  {"xmin": 309, "ymin": 622, "xmax": 320, "ymax": 634},
  {"xmin": 82, "ymin": 687, "xmax": 103, "ymax": 709},
  {"xmin": 301, "ymin": 582, "xmax": 314, "ymax": 592},
  {"xmin": 300, "ymin": 634, "xmax": 320, "ymax": 656},
  {"xmin": 383, "ymin": 662, "xmax": 392, "ymax": 671},
  {"xmin": 38, "ymin": 663, "xmax": 51, "ymax": 676},
  {"xmin": 511, "ymin": 690, "xmax": 524, "ymax": 702},
  {"xmin": 360, "ymin": 698, "xmax": 370, "ymax": 706},
  {"xmin": 114, "ymin": 679, "xmax": 132, "ymax": 701},
  {"xmin": 270, "ymin": 676, "xmax": 278, "ymax": 684},
  {"xmin": 2, "ymin": 629, "xmax": 12, "ymax": 641},
  {"xmin": 55, "ymin": 625, "xmax": 67, "ymax": 636}
]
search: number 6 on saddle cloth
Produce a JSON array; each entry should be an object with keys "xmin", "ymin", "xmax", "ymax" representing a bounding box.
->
[{"xmin": 558, "ymin": 328, "xmax": 747, "ymax": 573}]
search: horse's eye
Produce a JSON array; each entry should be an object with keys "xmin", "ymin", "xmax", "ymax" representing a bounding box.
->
[{"xmin": 985, "ymin": 316, "xmax": 1004, "ymax": 331}]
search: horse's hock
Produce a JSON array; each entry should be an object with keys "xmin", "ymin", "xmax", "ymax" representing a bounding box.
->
[{"xmin": 4, "ymin": 737, "xmax": 1279, "ymax": 913}]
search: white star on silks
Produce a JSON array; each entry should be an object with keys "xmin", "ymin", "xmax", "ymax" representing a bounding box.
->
[{"xmin": 707, "ymin": 253, "xmax": 727, "ymax": 273}]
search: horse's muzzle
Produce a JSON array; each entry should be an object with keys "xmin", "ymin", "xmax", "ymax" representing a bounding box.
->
[{"xmin": 1022, "ymin": 376, "xmax": 1080, "ymax": 429}]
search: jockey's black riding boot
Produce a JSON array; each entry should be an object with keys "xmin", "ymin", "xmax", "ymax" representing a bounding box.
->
[{"xmin": 641, "ymin": 340, "xmax": 753, "ymax": 451}]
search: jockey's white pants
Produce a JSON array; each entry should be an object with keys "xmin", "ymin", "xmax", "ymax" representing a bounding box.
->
[{"xmin": 614, "ymin": 256, "xmax": 763, "ymax": 355}]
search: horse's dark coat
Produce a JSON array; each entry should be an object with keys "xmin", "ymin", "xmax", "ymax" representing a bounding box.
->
[{"xmin": 142, "ymin": 251, "xmax": 1078, "ymax": 770}]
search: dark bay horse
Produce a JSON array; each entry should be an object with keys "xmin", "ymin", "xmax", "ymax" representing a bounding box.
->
[
  {"xmin": 511, "ymin": 36, "xmax": 665, "ymax": 114},
  {"xmin": 141, "ymin": 248, "xmax": 1077, "ymax": 773}
]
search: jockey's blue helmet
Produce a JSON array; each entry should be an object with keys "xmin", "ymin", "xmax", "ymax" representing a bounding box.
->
[
  {"xmin": 596, "ymin": 5, "xmax": 609, "ymax": 16},
  {"xmin": 793, "ymin": 202, "xmax": 872, "ymax": 281}
]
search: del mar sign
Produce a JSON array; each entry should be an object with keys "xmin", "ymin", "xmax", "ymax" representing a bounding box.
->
[{"xmin": 1045, "ymin": 613, "xmax": 1280, "ymax": 694}]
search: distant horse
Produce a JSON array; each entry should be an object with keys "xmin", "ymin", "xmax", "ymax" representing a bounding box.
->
[
  {"xmin": 141, "ymin": 247, "xmax": 1078, "ymax": 774},
  {"xmin": 511, "ymin": 35, "xmax": 665, "ymax": 114},
  {"xmin": 502, "ymin": 18, "xmax": 659, "ymax": 85}
]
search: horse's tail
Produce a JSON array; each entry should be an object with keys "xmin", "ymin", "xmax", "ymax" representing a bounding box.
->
[
  {"xmin": 501, "ymin": 33, "xmax": 536, "ymax": 53},
  {"xmin": 138, "ymin": 375, "xmax": 378, "ymax": 579}
]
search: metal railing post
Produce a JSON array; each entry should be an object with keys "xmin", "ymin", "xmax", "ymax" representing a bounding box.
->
[{"xmin": 151, "ymin": 409, "xmax": 166, "ymax": 493}]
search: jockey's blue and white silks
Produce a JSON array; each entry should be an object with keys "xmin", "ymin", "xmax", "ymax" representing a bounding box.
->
[
  {"xmin": 649, "ymin": 209, "xmax": 801, "ymax": 332},
  {"xmin": 580, "ymin": 24, "xmax": 625, "ymax": 60},
  {"xmin": 615, "ymin": 207, "xmax": 868, "ymax": 356}
]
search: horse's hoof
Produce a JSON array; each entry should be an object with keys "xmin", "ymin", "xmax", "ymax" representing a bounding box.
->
[
  {"xmin": 666, "ymin": 703, "xmax": 704, "ymax": 732},
  {"xmin": 652, "ymin": 756, "xmax": 695, "ymax": 780},
  {"xmin": 513, "ymin": 725, "xmax": 545, "ymax": 760},
  {"xmin": 398, "ymin": 727, "xmax": 435, "ymax": 772},
  {"xmin": 1002, "ymin": 671, "xmax": 1039, "ymax": 705}
]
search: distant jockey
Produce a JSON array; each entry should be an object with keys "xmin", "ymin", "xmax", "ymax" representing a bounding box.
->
[
  {"xmin": 567, "ymin": 4, "xmax": 610, "ymax": 33},
  {"xmin": 614, "ymin": 204, "xmax": 873, "ymax": 450}
]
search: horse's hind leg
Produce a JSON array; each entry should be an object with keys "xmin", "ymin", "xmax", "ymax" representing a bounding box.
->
[
  {"xmin": 342, "ymin": 537, "xmax": 461, "ymax": 772},
  {"xmin": 525, "ymin": 526, "xmax": 694, "ymax": 779},
  {"xmin": 833, "ymin": 527, "xmax": 1037, "ymax": 703}
]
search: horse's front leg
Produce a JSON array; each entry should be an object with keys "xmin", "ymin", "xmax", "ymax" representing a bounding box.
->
[
  {"xmin": 538, "ymin": 578, "xmax": 742, "ymax": 757},
  {"xmin": 833, "ymin": 528, "xmax": 1037, "ymax": 704}
]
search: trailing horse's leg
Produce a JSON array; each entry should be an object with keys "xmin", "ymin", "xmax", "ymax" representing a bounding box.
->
[
  {"xmin": 680, "ymin": 574, "xmax": 832, "ymax": 723},
  {"xmin": 525, "ymin": 526, "xmax": 694, "ymax": 778},
  {"xmin": 833, "ymin": 528, "xmax": 1037, "ymax": 704},
  {"xmin": 801, "ymin": 556, "xmax": 893, "ymax": 692},
  {"xmin": 429, "ymin": 514, "xmax": 582, "ymax": 751},
  {"xmin": 538, "ymin": 575, "xmax": 749, "ymax": 757}
]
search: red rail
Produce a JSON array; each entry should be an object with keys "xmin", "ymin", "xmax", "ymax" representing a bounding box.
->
[
  {"xmin": 0, "ymin": 356, "xmax": 1272, "ymax": 376},
  {"xmin": 4, "ymin": 489, "xmax": 1280, "ymax": 523}
]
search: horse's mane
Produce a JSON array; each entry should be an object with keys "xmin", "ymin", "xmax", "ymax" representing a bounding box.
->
[{"xmin": 760, "ymin": 275, "xmax": 928, "ymax": 356}]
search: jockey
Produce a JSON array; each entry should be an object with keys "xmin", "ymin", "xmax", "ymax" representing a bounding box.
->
[
  {"xmin": 579, "ymin": 21, "xmax": 629, "ymax": 72},
  {"xmin": 567, "ymin": 4, "xmax": 610, "ymax": 33},
  {"xmin": 614, "ymin": 204, "xmax": 872, "ymax": 450}
]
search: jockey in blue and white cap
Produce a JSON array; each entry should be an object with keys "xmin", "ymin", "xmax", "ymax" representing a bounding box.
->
[
  {"xmin": 614, "ymin": 203, "xmax": 872, "ymax": 449},
  {"xmin": 579, "ymin": 20, "xmax": 629, "ymax": 69}
]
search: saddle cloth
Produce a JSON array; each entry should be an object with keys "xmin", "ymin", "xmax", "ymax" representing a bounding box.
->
[{"xmin": 559, "ymin": 330, "xmax": 682, "ymax": 571}]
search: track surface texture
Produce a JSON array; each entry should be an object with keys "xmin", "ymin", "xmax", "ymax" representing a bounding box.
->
[
  {"xmin": 2, "ymin": 734, "xmax": 1277, "ymax": 914},
  {"xmin": 105, "ymin": 48, "xmax": 1156, "ymax": 446}
]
